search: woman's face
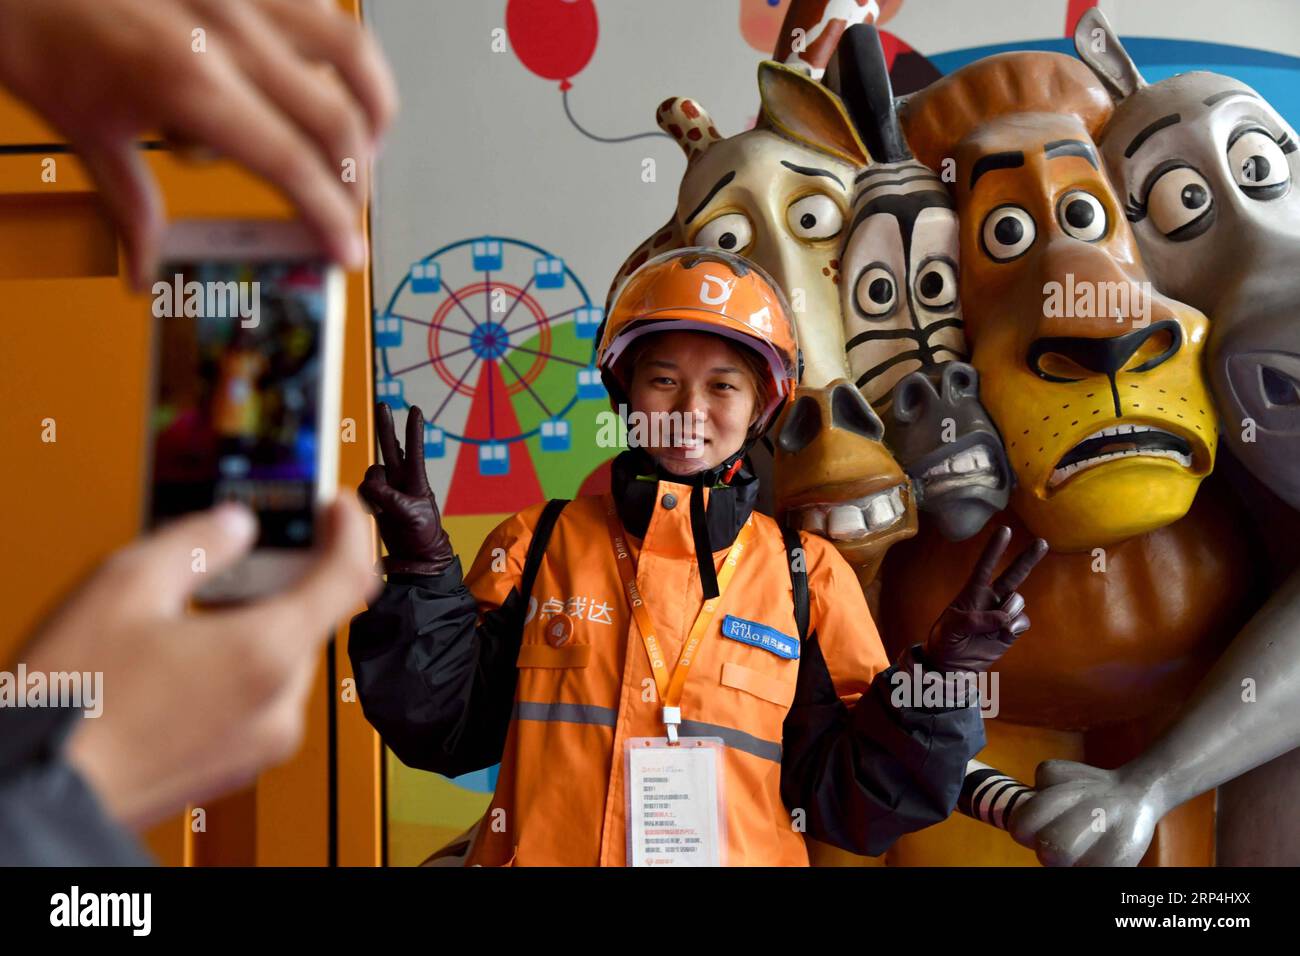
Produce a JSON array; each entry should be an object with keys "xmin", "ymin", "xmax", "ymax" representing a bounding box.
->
[{"xmin": 625, "ymin": 331, "xmax": 761, "ymax": 476}]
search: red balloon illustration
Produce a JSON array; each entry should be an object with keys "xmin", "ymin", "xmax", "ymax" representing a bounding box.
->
[{"xmin": 506, "ymin": 0, "xmax": 599, "ymax": 91}]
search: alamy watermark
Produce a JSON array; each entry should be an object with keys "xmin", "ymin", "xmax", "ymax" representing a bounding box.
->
[
  {"xmin": 890, "ymin": 663, "xmax": 1000, "ymax": 718},
  {"xmin": 595, "ymin": 404, "xmax": 708, "ymax": 456},
  {"xmin": 1042, "ymin": 274, "xmax": 1152, "ymax": 328},
  {"xmin": 50, "ymin": 886, "xmax": 150, "ymax": 936},
  {"xmin": 153, "ymin": 274, "xmax": 261, "ymax": 328},
  {"xmin": 0, "ymin": 664, "xmax": 102, "ymax": 718}
]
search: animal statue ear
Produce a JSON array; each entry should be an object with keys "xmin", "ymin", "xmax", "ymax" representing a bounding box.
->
[
  {"xmin": 656, "ymin": 97, "xmax": 723, "ymax": 163},
  {"xmin": 1073, "ymin": 7, "xmax": 1146, "ymax": 102},
  {"xmin": 828, "ymin": 23, "xmax": 910, "ymax": 163},
  {"xmin": 758, "ymin": 60, "xmax": 871, "ymax": 167}
]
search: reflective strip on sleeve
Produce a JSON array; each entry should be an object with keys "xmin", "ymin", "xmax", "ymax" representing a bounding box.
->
[
  {"xmin": 510, "ymin": 703, "xmax": 783, "ymax": 763},
  {"xmin": 679, "ymin": 719, "xmax": 782, "ymax": 764},
  {"xmin": 513, "ymin": 701, "xmax": 619, "ymax": 728}
]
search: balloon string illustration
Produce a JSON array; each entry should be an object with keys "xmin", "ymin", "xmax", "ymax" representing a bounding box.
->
[{"xmin": 561, "ymin": 87, "xmax": 668, "ymax": 143}]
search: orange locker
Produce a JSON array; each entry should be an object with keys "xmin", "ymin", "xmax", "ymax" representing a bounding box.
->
[{"xmin": 0, "ymin": 0, "xmax": 383, "ymax": 866}]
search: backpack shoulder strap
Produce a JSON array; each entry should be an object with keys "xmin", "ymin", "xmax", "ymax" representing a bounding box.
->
[
  {"xmin": 780, "ymin": 524, "xmax": 810, "ymax": 643},
  {"xmin": 519, "ymin": 498, "xmax": 570, "ymax": 603}
]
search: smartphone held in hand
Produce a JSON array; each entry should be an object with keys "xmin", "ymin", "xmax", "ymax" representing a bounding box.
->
[{"xmin": 143, "ymin": 220, "xmax": 346, "ymax": 603}]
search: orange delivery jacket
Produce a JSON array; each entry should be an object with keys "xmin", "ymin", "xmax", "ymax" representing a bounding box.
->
[{"xmin": 350, "ymin": 448, "xmax": 985, "ymax": 866}]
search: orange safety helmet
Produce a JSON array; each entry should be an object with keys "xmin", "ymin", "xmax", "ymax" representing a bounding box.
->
[{"xmin": 597, "ymin": 248, "xmax": 801, "ymax": 435}]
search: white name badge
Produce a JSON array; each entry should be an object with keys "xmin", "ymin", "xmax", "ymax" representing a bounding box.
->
[{"xmin": 625, "ymin": 737, "xmax": 727, "ymax": 867}]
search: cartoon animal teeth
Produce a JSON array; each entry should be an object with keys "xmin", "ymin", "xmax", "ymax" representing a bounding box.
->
[
  {"xmin": 795, "ymin": 484, "xmax": 907, "ymax": 539},
  {"xmin": 1047, "ymin": 425, "xmax": 1194, "ymax": 490},
  {"xmin": 828, "ymin": 504, "xmax": 867, "ymax": 538},
  {"xmin": 922, "ymin": 445, "xmax": 993, "ymax": 479}
]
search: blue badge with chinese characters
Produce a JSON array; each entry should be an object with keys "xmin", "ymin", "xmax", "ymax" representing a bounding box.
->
[{"xmin": 720, "ymin": 615, "xmax": 799, "ymax": 660}]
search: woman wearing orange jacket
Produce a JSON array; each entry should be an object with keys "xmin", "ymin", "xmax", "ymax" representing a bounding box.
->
[{"xmin": 350, "ymin": 248, "xmax": 1046, "ymax": 866}]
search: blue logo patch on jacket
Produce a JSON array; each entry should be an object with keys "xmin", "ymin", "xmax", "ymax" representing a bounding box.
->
[{"xmin": 720, "ymin": 615, "xmax": 799, "ymax": 660}]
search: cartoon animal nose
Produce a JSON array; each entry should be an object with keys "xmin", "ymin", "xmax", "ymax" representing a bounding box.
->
[
  {"xmin": 893, "ymin": 372, "xmax": 940, "ymax": 424},
  {"xmin": 778, "ymin": 381, "xmax": 885, "ymax": 454},
  {"xmin": 892, "ymin": 362, "xmax": 981, "ymax": 424},
  {"xmin": 1027, "ymin": 319, "xmax": 1183, "ymax": 381},
  {"xmin": 941, "ymin": 362, "xmax": 980, "ymax": 401}
]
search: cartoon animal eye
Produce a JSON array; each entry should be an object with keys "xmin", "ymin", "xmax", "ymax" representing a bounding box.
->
[
  {"xmin": 786, "ymin": 194, "xmax": 843, "ymax": 241},
  {"xmin": 1227, "ymin": 128, "xmax": 1291, "ymax": 199},
  {"xmin": 1146, "ymin": 166, "xmax": 1215, "ymax": 240},
  {"xmin": 854, "ymin": 265, "xmax": 897, "ymax": 319},
  {"xmin": 981, "ymin": 205, "xmax": 1036, "ymax": 261},
  {"xmin": 694, "ymin": 212, "xmax": 753, "ymax": 253},
  {"xmin": 1057, "ymin": 190, "xmax": 1107, "ymax": 242},
  {"xmin": 914, "ymin": 259, "xmax": 957, "ymax": 310}
]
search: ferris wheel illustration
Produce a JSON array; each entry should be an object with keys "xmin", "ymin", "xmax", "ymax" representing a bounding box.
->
[{"xmin": 374, "ymin": 236, "xmax": 606, "ymax": 478}]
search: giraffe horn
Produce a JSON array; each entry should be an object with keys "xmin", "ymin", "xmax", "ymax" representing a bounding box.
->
[{"xmin": 656, "ymin": 97, "xmax": 722, "ymax": 162}]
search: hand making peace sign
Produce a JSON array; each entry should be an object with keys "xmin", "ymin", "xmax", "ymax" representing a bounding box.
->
[
  {"xmin": 357, "ymin": 402, "xmax": 455, "ymax": 575},
  {"xmin": 925, "ymin": 526, "xmax": 1050, "ymax": 673}
]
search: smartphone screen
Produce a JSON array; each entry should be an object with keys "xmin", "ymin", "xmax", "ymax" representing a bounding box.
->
[{"xmin": 147, "ymin": 259, "xmax": 330, "ymax": 548}]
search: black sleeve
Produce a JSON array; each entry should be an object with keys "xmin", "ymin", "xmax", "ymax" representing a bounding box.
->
[
  {"xmin": 0, "ymin": 707, "xmax": 153, "ymax": 866},
  {"xmin": 347, "ymin": 556, "xmax": 525, "ymax": 778},
  {"xmin": 780, "ymin": 639, "xmax": 986, "ymax": 857}
]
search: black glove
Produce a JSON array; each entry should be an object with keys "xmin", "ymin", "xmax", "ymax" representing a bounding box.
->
[
  {"xmin": 924, "ymin": 525, "xmax": 1048, "ymax": 673},
  {"xmin": 358, "ymin": 403, "xmax": 454, "ymax": 575}
]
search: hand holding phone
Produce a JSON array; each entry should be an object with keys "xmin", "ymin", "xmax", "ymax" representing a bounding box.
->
[
  {"xmin": 145, "ymin": 220, "xmax": 345, "ymax": 602},
  {"xmin": 32, "ymin": 498, "xmax": 378, "ymax": 831}
]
